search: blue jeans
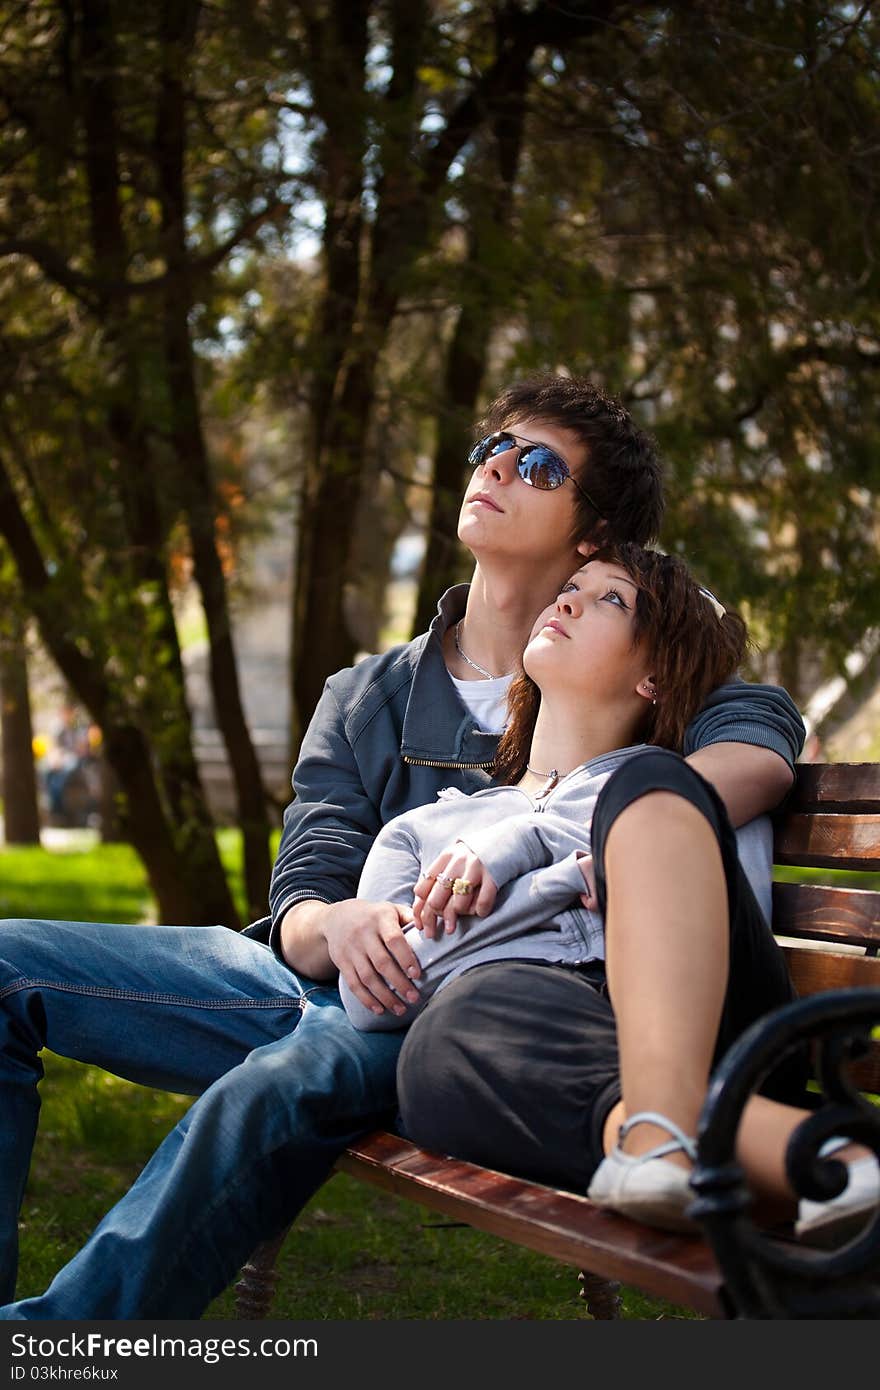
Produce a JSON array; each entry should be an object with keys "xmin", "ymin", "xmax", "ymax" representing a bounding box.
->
[{"xmin": 0, "ymin": 918, "xmax": 404, "ymax": 1318}]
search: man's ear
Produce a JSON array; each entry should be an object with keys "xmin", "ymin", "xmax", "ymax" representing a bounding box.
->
[
  {"xmin": 636, "ymin": 678, "xmax": 657, "ymax": 705},
  {"xmin": 576, "ymin": 539, "xmax": 598, "ymax": 559}
]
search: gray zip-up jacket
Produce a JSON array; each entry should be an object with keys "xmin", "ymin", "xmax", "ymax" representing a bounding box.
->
[
  {"xmin": 244, "ymin": 585, "xmax": 804, "ymax": 950},
  {"xmin": 338, "ymin": 745, "xmax": 773, "ymax": 1031}
]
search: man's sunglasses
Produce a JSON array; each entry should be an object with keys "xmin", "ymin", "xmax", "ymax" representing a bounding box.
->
[{"xmin": 467, "ymin": 431, "xmax": 606, "ymax": 517}]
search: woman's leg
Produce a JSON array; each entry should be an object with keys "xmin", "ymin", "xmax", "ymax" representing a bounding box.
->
[
  {"xmin": 588, "ymin": 750, "xmax": 804, "ymax": 1169},
  {"xmin": 599, "ymin": 789, "xmax": 729, "ymax": 1167},
  {"xmin": 400, "ymin": 750, "xmax": 808, "ymax": 1220}
]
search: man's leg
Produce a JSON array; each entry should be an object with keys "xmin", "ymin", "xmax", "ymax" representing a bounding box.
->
[
  {"xmin": 1, "ymin": 989, "xmax": 403, "ymax": 1319},
  {"xmin": 0, "ymin": 917, "xmax": 308, "ymax": 1305}
]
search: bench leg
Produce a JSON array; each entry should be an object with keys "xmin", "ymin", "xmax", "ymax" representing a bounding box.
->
[
  {"xmin": 234, "ymin": 1228, "xmax": 291, "ymax": 1319},
  {"xmin": 579, "ymin": 1270, "xmax": 622, "ymax": 1319}
]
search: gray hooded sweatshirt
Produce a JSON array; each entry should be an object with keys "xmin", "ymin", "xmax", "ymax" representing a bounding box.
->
[{"xmin": 338, "ymin": 744, "xmax": 772, "ymax": 1031}]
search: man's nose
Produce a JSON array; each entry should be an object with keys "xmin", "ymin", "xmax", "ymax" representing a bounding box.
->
[{"xmin": 486, "ymin": 444, "xmax": 520, "ymax": 483}]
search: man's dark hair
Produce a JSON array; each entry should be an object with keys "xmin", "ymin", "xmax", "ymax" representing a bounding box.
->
[{"xmin": 478, "ymin": 374, "xmax": 664, "ymax": 547}]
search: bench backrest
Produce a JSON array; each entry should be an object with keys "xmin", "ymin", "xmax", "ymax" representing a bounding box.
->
[{"xmin": 771, "ymin": 762, "xmax": 880, "ymax": 1092}]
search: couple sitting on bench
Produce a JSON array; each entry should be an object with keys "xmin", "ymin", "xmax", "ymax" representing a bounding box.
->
[{"xmin": 1, "ymin": 377, "xmax": 875, "ymax": 1320}]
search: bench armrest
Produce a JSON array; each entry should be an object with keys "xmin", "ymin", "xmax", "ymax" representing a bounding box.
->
[{"xmin": 690, "ymin": 988, "xmax": 880, "ymax": 1319}]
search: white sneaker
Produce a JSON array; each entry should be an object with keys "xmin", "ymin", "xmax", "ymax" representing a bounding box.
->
[
  {"xmin": 795, "ymin": 1155, "xmax": 879, "ymax": 1247},
  {"xmin": 587, "ymin": 1111, "xmax": 698, "ymax": 1234}
]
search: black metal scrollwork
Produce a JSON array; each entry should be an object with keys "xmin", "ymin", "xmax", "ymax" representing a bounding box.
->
[{"xmin": 689, "ymin": 988, "xmax": 880, "ymax": 1319}]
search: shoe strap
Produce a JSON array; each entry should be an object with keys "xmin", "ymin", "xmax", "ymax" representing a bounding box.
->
[{"xmin": 618, "ymin": 1110, "xmax": 698, "ymax": 1163}]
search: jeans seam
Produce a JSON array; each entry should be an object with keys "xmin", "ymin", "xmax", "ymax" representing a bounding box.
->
[{"xmin": 0, "ymin": 977, "xmax": 305, "ymax": 1010}]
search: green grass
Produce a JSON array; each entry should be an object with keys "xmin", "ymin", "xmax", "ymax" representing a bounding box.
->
[
  {"xmin": 0, "ymin": 829, "xmax": 282, "ymax": 927},
  {"xmin": 0, "ymin": 839, "xmax": 152, "ymax": 924}
]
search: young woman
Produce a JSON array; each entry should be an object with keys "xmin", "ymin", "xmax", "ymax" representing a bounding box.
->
[
  {"xmin": 342, "ymin": 545, "xmax": 877, "ymax": 1239},
  {"xmin": 340, "ymin": 544, "xmax": 751, "ymax": 1031}
]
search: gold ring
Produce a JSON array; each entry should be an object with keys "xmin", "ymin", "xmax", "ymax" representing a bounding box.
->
[
  {"xmin": 437, "ymin": 874, "xmax": 456, "ymax": 888},
  {"xmin": 452, "ymin": 878, "xmax": 473, "ymax": 895}
]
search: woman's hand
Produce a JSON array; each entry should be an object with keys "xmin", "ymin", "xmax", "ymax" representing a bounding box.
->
[
  {"xmin": 413, "ymin": 845, "xmax": 497, "ymax": 940},
  {"xmin": 577, "ymin": 853, "xmax": 599, "ymax": 911}
]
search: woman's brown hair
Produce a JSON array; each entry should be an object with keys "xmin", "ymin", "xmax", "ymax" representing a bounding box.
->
[{"xmin": 493, "ymin": 543, "xmax": 748, "ymax": 785}]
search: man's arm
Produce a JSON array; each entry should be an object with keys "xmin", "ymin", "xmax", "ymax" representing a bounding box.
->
[
  {"xmin": 270, "ymin": 681, "xmax": 421, "ymax": 1009},
  {"xmin": 683, "ymin": 679, "xmax": 805, "ymax": 825}
]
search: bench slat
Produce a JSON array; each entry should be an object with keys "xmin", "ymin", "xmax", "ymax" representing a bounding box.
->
[
  {"xmin": 772, "ymin": 882, "xmax": 880, "ymax": 949},
  {"xmin": 785, "ymin": 764, "xmax": 880, "ymax": 813},
  {"xmin": 784, "ymin": 946, "xmax": 880, "ymax": 1093},
  {"xmin": 335, "ymin": 1131, "xmax": 726, "ymax": 1317},
  {"xmin": 773, "ymin": 813, "xmax": 880, "ymax": 870}
]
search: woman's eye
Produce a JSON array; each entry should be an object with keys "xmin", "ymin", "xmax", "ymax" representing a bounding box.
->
[
  {"xmin": 603, "ymin": 588, "xmax": 629, "ymax": 609},
  {"xmin": 559, "ymin": 581, "xmax": 578, "ymax": 596}
]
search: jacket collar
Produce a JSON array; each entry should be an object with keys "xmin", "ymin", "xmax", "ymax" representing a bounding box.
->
[{"xmin": 400, "ymin": 584, "xmax": 501, "ymax": 768}]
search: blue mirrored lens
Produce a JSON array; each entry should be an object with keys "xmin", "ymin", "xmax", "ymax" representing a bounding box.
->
[
  {"xmin": 468, "ymin": 432, "xmax": 516, "ymax": 467},
  {"xmin": 467, "ymin": 434, "xmax": 570, "ymax": 491},
  {"xmin": 518, "ymin": 446, "xmax": 568, "ymax": 490}
]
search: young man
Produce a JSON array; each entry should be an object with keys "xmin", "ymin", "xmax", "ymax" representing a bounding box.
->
[{"xmin": 0, "ymin": 376, "xmax": 802, "ymax": 1318}]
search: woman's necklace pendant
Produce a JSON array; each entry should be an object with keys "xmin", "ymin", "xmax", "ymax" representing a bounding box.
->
[{"xmin": 526, "ymin": 765, "xmax": 559, "ymax": 799}]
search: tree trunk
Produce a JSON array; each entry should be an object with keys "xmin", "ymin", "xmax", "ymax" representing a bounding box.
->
[
  {"xmin": 156, "ymin": 0, "xmax": 272, "ymax": 921},
  {"xmin": 74, "ymin": 0, "xmax": 239, "ymax": 925},
  {"xmin": 290, "ymin": 1, "xmax": 557, "ymax": 734},
  {"xmin": 0, "ymin": 456, "xmax": 238, "ymax": 925},
  {"xmin": 0, "ymin": 617, "xmax": 41, "ymax": 844},
  {"xmin": 292, "ymin": 330, "xmax": 392, "ymax": 742},
  {"xmin": 413, "ymin": 71, "xmax": 529, "ymax": 635}
]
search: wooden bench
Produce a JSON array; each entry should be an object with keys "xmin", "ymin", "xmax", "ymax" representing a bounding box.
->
[{"xmin": 236, "ymin": 762, "xmax": 880, "ymax": 1320}]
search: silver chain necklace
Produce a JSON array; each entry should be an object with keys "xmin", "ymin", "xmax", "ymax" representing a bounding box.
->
[
  {"xmin": 526, "ymin": 764, "xmax": 558, "ymax": 780},
  {"xmin": 454, "ymin": 620, "xmax": 508, "ymax": 680},
  {"xmin": 525, "ymin": 764, "xmax": 559, "ymax": 798}
]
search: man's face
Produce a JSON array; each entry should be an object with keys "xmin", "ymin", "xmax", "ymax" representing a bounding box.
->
[{"xmin": 457, "ymin": 417, "xmax": 588, "ymax": 568}]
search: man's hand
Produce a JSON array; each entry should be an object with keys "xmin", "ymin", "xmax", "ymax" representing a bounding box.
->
[
  {"xmin": 321, "ymin": 899, "xmax": 423, "ymax": 1018},
  {"xmin": 413, "ymin": 844, "xmax": 498, "ymax": 939}
]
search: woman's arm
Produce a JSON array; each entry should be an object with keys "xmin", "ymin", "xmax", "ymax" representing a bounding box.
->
[{"xmin": 342, "ymin": 815, "xmax": 599, "ymax": 1034}]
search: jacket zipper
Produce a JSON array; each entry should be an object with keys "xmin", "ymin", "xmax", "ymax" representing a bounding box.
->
[{"xmin": 402, "ymin": 755, "xmax": 495, "ymax": 770}]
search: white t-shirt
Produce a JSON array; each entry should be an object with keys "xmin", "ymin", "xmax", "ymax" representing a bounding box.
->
[{"xmin": 449, "ymin": 673, "xmax": 514, "ymax": 735}]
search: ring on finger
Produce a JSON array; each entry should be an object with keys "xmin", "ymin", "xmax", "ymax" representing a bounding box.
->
[
  {"xmin": 451, "ymin": 878, "xmax": 473, "ymax": 895},
  {"xmin": 437, "ymin": 874, "xmax": 456, "ymax": 888}
]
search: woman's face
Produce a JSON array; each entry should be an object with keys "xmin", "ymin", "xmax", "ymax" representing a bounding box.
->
[{"xmin": 523, "ymin": 559, "xmax": 653, "ymax": 704}]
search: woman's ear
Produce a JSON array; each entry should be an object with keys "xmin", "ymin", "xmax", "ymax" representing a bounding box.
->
[{"xmin": 637, "ymin": 678, "xmax": 657, "ymax": 706}]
